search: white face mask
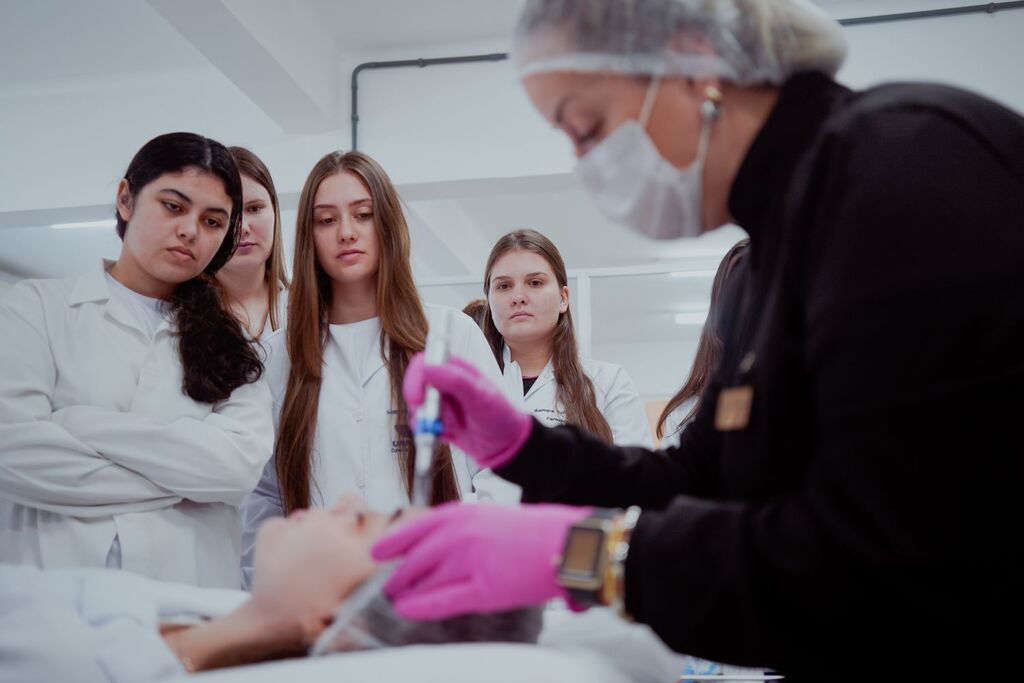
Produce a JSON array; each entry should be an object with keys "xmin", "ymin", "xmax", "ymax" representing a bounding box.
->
[{"xmin": 576, "ymin": 77, "xmax": 717, "ymax": 240}]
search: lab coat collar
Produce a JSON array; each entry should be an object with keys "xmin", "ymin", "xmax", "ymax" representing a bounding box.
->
[
  {"xmin": 502, "ymin": 344, "xmax": 555, "ymax": 400},
  {"xmin": 68, "ymin": 260, "xmax": 116, "ymax": 306},
  {"xmin": 70, "ymin": 259, "xmax": 174, "ymax": 336},
  {"xmin": 362, "ymin": 341, "xmax": 387, "ymax": 388},
  {"xmin": 358, "ymin": 319, "xmax": 386, "ymax": 387},
  {"xmin": 328, "ymin": 317, "xmax": 387, "ymax": 388}
]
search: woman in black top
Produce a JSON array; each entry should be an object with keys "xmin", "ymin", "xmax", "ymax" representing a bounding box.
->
[{"xmin": 375, "ymin": 1, "xmax": 1024, "ymax": 680}]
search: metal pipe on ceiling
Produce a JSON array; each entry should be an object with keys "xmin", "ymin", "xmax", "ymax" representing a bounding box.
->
[{"xmin": 348, "ymin": 2, "xmax": 1024, "ymax": 150}]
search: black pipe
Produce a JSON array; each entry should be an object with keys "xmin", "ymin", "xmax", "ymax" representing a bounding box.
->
[
  {"xmin": 348, "ymin": 2, "xmax": 1024, "ymax": 150},
  {"xmin": 350, "ymin": 53, "xmax": 507, "ymax": 150},
  {"xmin": 838, "ymin": 1, "xmax": 1024, "ymax": 27}
]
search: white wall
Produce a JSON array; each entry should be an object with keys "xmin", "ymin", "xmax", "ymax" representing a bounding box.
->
[
  {"xmin": 838, "ymin": 10, "xmax": 1024, "ymax": 112},
  {"xmin": 342, "ymin": 38, "xmax": 573, "ymax": 186}
]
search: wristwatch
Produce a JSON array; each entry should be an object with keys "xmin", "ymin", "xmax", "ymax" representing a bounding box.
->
[{"xmin": 556, "ymin": 506, "xmax": 641, "ymax": 614}]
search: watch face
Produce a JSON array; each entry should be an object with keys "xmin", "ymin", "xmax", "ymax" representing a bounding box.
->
[{"xmin": 563, "ymin": 527, "xmax": 603, "ymax": 574}]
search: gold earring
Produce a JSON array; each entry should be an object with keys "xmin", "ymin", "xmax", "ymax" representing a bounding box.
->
[{"xmin": 702, "ymin": 86, "xmax": 722, "ymax": 121}]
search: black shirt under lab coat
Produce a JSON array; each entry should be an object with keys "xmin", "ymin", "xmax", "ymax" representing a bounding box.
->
[{"xmin": 497, "ymin": 73, "xmax": 1024, "ymax": 682}]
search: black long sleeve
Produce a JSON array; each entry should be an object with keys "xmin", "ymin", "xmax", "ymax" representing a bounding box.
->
[
  {"xmin": 498, "ymin": 394, "xmax": 725, "ymax": 508},
  {"xmin": 496, "ymin": 74, "xmax": 1024, "ymax": 681}
]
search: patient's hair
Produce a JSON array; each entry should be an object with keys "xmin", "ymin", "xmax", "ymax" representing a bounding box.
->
[{"xmin": 326, "ymin": 592, "xmax": 544, "ymax": 652}]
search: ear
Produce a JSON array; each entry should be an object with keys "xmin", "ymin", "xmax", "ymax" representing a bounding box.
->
[
  {"xmin": 115, "ymin": 178, "xmax": 134, "ymax": 224},
  {"xmin": 663, "ymin": 76, "xmax": 723, "ymax": 103},
  {"xmin": 559, "ymin": 285, "xmax": 570, "ymax": 314}
]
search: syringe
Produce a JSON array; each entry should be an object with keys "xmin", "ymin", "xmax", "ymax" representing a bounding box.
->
[{"xmin": 411, "ymin": 308, "xmax": 450, "ymax": 507}]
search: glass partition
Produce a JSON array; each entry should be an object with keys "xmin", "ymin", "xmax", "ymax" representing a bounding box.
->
[{"xmin": 588, "ymin": 270, "xmax": 714, "ymax": 403}]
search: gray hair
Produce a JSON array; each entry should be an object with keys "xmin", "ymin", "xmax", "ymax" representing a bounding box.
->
[{"xmin": 323, "ymin": 591, "xmax": 544, "ymax": 651}]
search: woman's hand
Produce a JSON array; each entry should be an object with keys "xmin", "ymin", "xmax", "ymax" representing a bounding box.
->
[
  {"xmin": 372, "ymin": 502, "xmax": 591, "ymax": 620},
  {"xmin": 404, "ymin": 353, "xmax": 534, "ymax": 469}
]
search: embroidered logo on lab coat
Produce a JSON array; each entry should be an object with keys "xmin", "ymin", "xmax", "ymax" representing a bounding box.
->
[
  {"xmin": 533, "ymin": 407, "xmax": 567, "ymax": 425},
  {"xmin": 392, "ymin": 421, "xmax": 412, "ymax": 455}
]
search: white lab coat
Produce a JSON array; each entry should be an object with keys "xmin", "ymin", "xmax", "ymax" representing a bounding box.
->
[
  {"xmin": 501, "ymin": 346, "xmax": 654, "ymax": 448},
  {"xmin": 0, "ymin": 563, "xmax": 246, "ymax": 683},
  {"xmin": 0, "ymin": 262, "xmax": 274, "ymax": 588},
  {"xmin": 241, "ymin": 305, "xmax": 519, "ymax": 586}
]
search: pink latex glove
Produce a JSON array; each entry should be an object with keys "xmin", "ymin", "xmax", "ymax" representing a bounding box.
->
[
  {"xmin": 403, "ymin": 352, "xmax": 533, "ymax": 469},
  {"xmin": 372, "ymin": 502, "xmax": 592, "ymax": 620}
]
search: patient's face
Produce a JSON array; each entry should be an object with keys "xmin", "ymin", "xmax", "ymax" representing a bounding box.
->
[
  {"xmin": 252, "ymin": 497, "xmax": 544, "ymax": 652},
  {"xmin": 250, "ymin": 497, "xmax": 417, "ymax": 630}
]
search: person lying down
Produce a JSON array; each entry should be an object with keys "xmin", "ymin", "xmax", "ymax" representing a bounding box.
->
[
  {"xmin": 295, "ymin": 501, "xmax": 545, "ymax": 653},
  {"xmin": 0, "ymin": 501, "xmax": 542, "ymax": 683}
]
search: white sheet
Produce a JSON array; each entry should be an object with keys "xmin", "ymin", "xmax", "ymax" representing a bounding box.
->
[
  {"xmin": 190, "ymin": 644, "xmax": 627, "ymax": 683},
  {"xmin": 186, "ymin": 606, "xmax": 686, "ymax": 683}
]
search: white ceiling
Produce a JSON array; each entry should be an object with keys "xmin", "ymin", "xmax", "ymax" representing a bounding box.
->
[
  {"xmin": 0, "ymin": 0, "xmax": 971, "ymax": 94},
  {"xmin": 299, "ymin": 0, "xmax": 521, "ymax": 52},
  {"xmin": 0, "ymin": 0, "xmax": 210, "ymax": 91}
]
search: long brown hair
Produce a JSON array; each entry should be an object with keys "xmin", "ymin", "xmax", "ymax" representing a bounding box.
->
[
  {"xmin": 275, "ymin": 151, "xmax": 460, "ymax": 513},
  {"xmin": 482, "ymin": 229, "xmax": 613, "ymax": 442},
  {"xmin": 656, "ymin": 239, "xmax": 750, "ymax": 440},
  {"xmin": 227, "ymin": 146, "xmax": 290, "ymax": 332}
]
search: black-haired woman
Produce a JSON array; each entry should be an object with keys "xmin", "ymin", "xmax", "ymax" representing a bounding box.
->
[{"xmin": 0, "ymin": 132, "xmax": 273, "ymax": 588}]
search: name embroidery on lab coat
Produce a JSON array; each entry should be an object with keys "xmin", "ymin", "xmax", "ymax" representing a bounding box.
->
[
  {"xmin": 392, "ymin": 421, "xmax": 412, "ymax": 455},
  {"xmin": 533, "ymin": 407, "xmax": 567, "ymax": 425}
]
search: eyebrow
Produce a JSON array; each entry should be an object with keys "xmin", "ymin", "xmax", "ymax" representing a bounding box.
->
[
  {"xmin": 159, "ymin": 188, "xmax": 192, "ymax": 205},
  {"xmin": 493, "ymin": 272, "xmax": 549, "ymax": 280},
  {"xmin": 158, "ymin": 188, "xmax": 229, "ymax": 216},
  {"xmin": 312, "ymin": 198, "xmax": 371, "ymax": 211}
]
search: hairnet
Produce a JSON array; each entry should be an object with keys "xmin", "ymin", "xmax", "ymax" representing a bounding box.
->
[{"xmin": 512, "ymin": 0, "xmax": 848, "ymax": 86}]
